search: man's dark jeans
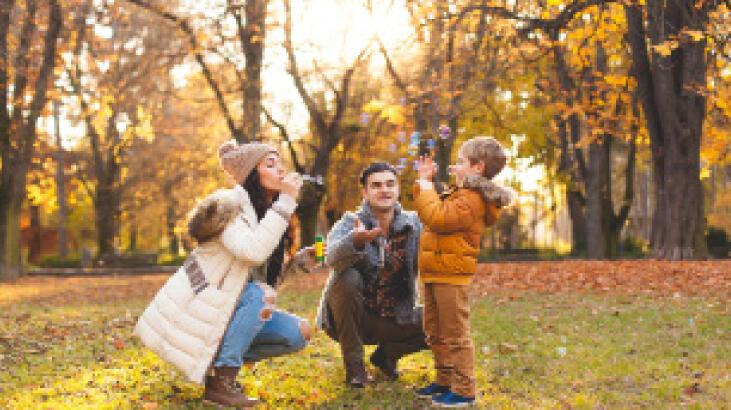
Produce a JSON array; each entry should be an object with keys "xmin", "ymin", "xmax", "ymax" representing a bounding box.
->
[{"xmin": 325, "ymin": 268, "xmax": 427, "ymax": 366}]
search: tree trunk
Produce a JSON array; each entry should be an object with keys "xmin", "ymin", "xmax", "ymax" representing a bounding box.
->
[
  {"xmin": 552, "ymin": 39, "xmax": 592, "ymax": 257},
  {"xmin": 54, "ymin": 99, "xmax": 67, "ymax": 258},
  {"xmin": 0, "ymin": 191, "xmax": 23, "ymax": 280},
  {"xmin": 0, "ymin": 18, "xmax": 8, "ymax": 276},
  {"xmin": 435, "ymin": 116, "xmax": 458, "ymax": 184},
  {"xmin": 242, "ymin": 0, "xmax": 267, "ymax": 142},
  {"xmin": 128, "ymin": 223, "xmax": 137, "ymax": 252},
  {"xmin": 606, "ymin": 217, "xmax": 622, "ymax": 258},
  {"xmin": 28, "ymin": 205, "xmax": 41, "ymax": 263},
  {"xmin": 0, "ymin": 159, "xmax": 26, "ymax": 278},
  {"xmin": 556, "ymin": 115, "xmax": 587, "ymax": 256},
  {"xmin": 0, "ymin": 0, "xmax": 62, "ymax": 279},
  {"xmin": 567, "ymin": 190, "xmax": 587, "ymax": 255},
  {"xmin": 95, "ymin": 183, "xmax": 119, "ymax": 257},
  {"xmin": 625, "ymin": 0, "xmax": 709, "ymax": 259},
  {"xmin": 167, "ymin": 202, "xmax": 178, "ymax": 255},
  {"xmin": 586, "ymin": 140, "xmax": 607, "ymax": 258},
  {"xmin": 296, "ymin": 184, "xmax": 325, "ymax": 247}
]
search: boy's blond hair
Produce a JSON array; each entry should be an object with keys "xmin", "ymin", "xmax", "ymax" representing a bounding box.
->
[{"xmin": 460, "ymin": 136, "xmax": 507, "ymax": 179}]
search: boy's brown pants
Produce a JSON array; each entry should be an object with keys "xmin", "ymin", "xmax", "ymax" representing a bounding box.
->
[{"xmin": 423, "ymin": 282, "xmax": 475, "ymax": 397}]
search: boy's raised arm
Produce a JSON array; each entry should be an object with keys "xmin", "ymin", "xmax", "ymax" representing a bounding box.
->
[{"xmin": 412, "ymin": 183, "xmax": 483, "ymax": 234}]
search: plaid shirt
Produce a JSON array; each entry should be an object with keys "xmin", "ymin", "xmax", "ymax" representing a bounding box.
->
[{"xmin": 363, "ymin": 229, "xmax": 410, "ymax": 317}]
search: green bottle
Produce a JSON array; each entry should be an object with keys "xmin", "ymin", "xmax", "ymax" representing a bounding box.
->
[{"xmin": 314, "ymin": 235, "xmax": 325, "ymax": 264}]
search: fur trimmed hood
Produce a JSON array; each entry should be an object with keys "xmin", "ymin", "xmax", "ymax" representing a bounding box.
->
[
  {"xmin": 462, "ymin": 174, "xmax": 514, "ymax": 210},
  {"xmin": 187, "ymin": 187, "xmax": 247, "ymax": 243}
]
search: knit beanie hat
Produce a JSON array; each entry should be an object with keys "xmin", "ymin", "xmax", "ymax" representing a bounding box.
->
[{"xmin": 218, "ymin": 140, "xmax": 276, "ymax": 184}]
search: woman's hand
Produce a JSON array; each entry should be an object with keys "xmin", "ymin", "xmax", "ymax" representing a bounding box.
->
[
  {"xmin": 281, "ymin": 172, "xmax": 303, "ymax": 198},
  {"xmin": 418, "ymin": 156, "xmax": 437, "ymax": 181}
]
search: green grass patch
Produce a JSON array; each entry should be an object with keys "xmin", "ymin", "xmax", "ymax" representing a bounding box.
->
[{"xmin": 1, "ymin": 281, "xmax": 729, "ymax": 409}]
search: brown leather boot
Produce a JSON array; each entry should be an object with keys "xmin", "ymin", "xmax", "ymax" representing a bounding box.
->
[
  {"xmin": 203, "ymin": 366, "xmax": 260, "ymax": 408},
  {"xmin": 344, "ymin": 359, "xmax": 373, "ymax": 388}
]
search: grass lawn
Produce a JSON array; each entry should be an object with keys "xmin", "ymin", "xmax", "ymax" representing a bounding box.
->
[{"xmin": 1, "ymin": 262, "xmax": 730, "ymax": 409}]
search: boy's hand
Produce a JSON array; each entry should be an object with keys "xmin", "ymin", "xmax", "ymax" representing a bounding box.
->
[
  {"xmin": 352, "ymin": 218, "xmax": 382, "ymax": 249},
  {"xmin": 418, "ymin": 156, "xmax": 437, "ymax": 181}
]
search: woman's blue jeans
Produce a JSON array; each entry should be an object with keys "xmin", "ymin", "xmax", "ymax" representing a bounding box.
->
[{"xmin": 213, "ymin": 281, "xmax": 307, "ymax": 367}]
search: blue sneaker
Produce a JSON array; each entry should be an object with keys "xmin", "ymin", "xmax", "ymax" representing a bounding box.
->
[
  {"xmin": 415, "ymin": 382, "xmax": 450, "ymax": 398},
  {"xmin": 432, "ymin": 391, "xmax": 476, "ymax": 407}
]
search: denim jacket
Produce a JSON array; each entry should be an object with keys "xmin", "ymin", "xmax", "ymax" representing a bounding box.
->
[{"xmin": 315, "ymin": 200, "xmax": 421, "ymax": 331}]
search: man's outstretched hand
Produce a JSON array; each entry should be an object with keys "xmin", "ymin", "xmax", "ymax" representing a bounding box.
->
[
  {"xmin": 295, "ymin": 246, "xmax": 325, "ymax": 270},
  {"xmin": 352, "ymin": 218, "xmax": 382, "ymax": 249}
]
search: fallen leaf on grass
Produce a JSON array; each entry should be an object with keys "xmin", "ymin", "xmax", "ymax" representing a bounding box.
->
[
  {"xmin": 683, "ymin": 382, "xmax": 702, "ymax": 395},
  {"xmin": 473, "ymin": 261, "xmax": 731, "ymax": 297},
  {"xmin": 498, "ymin": 343, "xmax": 518, "ymax": 354}
]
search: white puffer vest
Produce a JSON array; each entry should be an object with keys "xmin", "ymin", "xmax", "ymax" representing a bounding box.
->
[{"xmin": 134, "ymin": 185, "xmax": 296, "ymax": 384}]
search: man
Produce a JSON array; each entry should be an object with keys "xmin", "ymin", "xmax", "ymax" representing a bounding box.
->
[{"xmin": 316, "ymin": 162, "xmax": 427, "ymax": 387}]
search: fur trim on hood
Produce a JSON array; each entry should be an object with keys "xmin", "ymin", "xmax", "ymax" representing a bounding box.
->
[
  {"xmin": 187, "ymin": 188, "xmax": 245, "ymax": 243},
  {"xmin": 462, "ymin": 174, "xmax": 515, "ymax": 209}
]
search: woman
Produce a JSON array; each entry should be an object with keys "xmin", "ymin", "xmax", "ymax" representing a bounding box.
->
[{"xmin": 135, "ymin": 140, "xmax": 317, "ymax": 407}]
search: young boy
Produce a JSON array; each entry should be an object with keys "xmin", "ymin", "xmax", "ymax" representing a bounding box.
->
[{"xmin": 413, "ymin": 136, "xmax": 512, "ymax": 407}]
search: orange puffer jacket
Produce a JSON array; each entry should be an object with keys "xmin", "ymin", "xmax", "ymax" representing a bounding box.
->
[{"xmin": 414, "ymin": 175, "xmax": 512, "ymax": 285}]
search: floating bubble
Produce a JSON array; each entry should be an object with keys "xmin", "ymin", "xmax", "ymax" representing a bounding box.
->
[
  {"xmin": 413, "ymin": 160, "xmax": 420, "ymax": 170},
  {"xmin": 439, "ymin": 125, "xmax": 451, "ymax": 139},
  {"xmin": 359, "ymin": 112, "xmax": 370, "ymax": 126},
  {"xmin": 389, "ymin": 143, "xmax": 397, "ymax": 153},
  {"xmin": 398, "ymin": 97, "xmax": 407, "ymax": 106},
  {"xmin": 397, "ymin": 131, "xmax": 406, "ymax": 143},
  {"xmin": 557, "ymin": 346, "xmax": 567, "ymax": 357},
  {"xmin": 302, "ymin": 174, "xmax": 324, "ymax": 185},
  {"xmin": 410, "ymin": 131, "xmax": 421, "ymax": 146}
]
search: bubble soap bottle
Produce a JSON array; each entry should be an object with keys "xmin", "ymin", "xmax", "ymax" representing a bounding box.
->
[{"xmin": 314, "ymin": 235, "xmax": 325, "ymax": 266}]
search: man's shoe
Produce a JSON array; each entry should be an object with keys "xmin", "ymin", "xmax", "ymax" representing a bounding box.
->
[
  {"xmin": 369, "ymin": 347, "xmax": 399, "ymax": 381},
  {"xmin": 415, "ymin": 382, "xmax": 450, "ymax": 398},
  {"xmin": 344, "ymin": 359, "xmax": 373, "ymax": 388},
  {"xmin": 431, "ymin": 391, "xmax": 476, "ymax": 407}
]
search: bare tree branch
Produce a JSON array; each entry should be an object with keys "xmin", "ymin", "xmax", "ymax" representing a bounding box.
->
[
  {"xmin": 283, "ymin": 0, "xmax": 328, "ymax": 138},
  {"xmin": 126, "ymin": 0, "xmax": 244, "ymax": 141},
  {"xmin": 458, "ymin": 0, "xmax": 618, "ymax": 35},
  {"xmin": 262, "ymin": 106, "xmax": 305, "ymax": 174},
  {"xmin": 9, "ymin": 0, "xmax": 37, "ymax": 133},
  {"xmin": 21, "ymin": 0, "xmax": 62, "ymax": 163},
  {"xmin": 0, "ymin": 0, "xmax": 15, "ymax": 153},
  {"xmin": 377, "ymin": 37, "xmax": 409, "ymax": 95}
]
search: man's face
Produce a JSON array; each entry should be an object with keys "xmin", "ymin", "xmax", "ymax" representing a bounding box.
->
[{"xmin": 362, "ymin": 170, "xmax": 399, "ymax": 211}]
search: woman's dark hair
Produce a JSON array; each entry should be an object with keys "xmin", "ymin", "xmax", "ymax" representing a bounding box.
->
[
  {"xmin": 242, "ymin": 168, "xmax": 291, "ymax": 287},
  {"xmin": 359, "ymin": 161, "xmax": 398, "ymax": 186}
]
